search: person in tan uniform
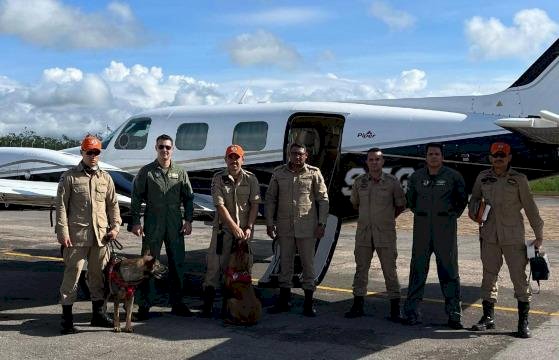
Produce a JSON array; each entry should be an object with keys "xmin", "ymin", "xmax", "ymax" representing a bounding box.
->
[
  {"xmin": 266, "ymin": 143, "xmax": 329, "ymax": 317},
  {"xmin": 468, "ymin": 142, "xmax": 544, "ymax": 338},
  {"xmin": 56, "ymin": 135, "xmax": 121, "ymax": 334},
  {"xmin": 345, "ymin": 148, "xmax": 406, "ymax": 320},
  {"xmin": 200, "ymin": 144, "xmax": 260, "ymax": 317}
]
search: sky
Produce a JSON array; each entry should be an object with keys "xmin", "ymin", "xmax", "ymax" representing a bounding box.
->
[{"xmin": 0, "ymin": 0, "xmax": 558, "ymax": 138}]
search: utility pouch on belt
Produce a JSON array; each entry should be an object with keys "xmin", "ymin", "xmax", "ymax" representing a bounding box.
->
[{"xmin": 216, "ymin": 225, "xmax": 224, "ymax": 255}]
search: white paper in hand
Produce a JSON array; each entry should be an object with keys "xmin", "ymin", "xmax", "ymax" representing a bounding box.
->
[{"xmin": 526, "ymin": 240, "xmax": 536, "ymax": 259}]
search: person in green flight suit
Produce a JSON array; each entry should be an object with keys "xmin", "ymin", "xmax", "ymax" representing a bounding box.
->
[
  {"xmin": 403, "ymin": 142, "xmax": 468, "ymax": 329},
  {"xmin": 130, "ymin": 134, "xmax": 194, "ymax": 320}
]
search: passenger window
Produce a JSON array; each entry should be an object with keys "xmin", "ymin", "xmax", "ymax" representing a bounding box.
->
[
  {"xmin": 232, "ymin": 121, "xmax": 268, "ymax": 151},
  {"xmin": 114, "ymin": 118, "xmax": 151, "ymax": 150},
  {"xmin": 176, "ymin": 123, "xmax": 208, "ymax": 150}
]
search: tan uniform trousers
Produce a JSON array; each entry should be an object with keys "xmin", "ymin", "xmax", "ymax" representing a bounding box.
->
[
  {"xmin": 279, "ymin": 236, "xmax": 316, "ymax": 291},
  {"xmin": 204, "ymin": 228, "xmax": 253, "ymax": 289},
  {"xmin": 353, "ymin": 243, "xmax": 400, "ymax": 298},
  {"xmin": 481, "ymin": 241, "xmax": 530, "ymax": 303},
  {"xmin": 59, "ymin": 241, "xmax": 109, "ymax": 305}
]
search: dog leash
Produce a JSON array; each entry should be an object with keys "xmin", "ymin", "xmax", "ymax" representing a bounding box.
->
[{"xmin": 108, "ymin": 238, "xmax": 123, "ymax": 253}]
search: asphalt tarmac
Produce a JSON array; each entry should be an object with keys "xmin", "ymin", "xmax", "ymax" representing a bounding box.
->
[{"xmin": 1, "ymin": 197, "xmax": 558, "ymax": 360}]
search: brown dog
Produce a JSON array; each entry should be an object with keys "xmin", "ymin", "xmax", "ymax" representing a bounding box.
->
[
  {"xmin": 223, "ymin": 241, "xmax": 262, "ymax": 325},
  {"xmin": 105, "ymin": 254, "xmax": 164, "ymax": 332}
]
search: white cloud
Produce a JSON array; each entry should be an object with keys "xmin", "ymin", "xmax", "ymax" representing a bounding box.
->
[
  {"xmin": 0, "ymin": 62, "xmax": 434, "ymax": 138},
  {"xmin": 225, "ymin": 7, "xmax": 329, "ymax": 26},
  {"xmin": 385, "ymin": 69, "xmax": 427, "ymax": 95},
  {"xmin": 27, "ymin": 69, "xmax": 111, "ymax": 107},
  {"xmin": 369, "ymin": 1, "xmax": 415, "ymax": 31},
  {"xmin": 0, "ymin": 0, "xmax": 147, "ymax": 49},
  {"xmin": 465, "ymin": 8, "xmax": 559, "ymax": 59},
  {"xmin": 226, "ymin": 30, "xmax": 302, "ymax": 69},
  {"xmin": 0, "ymin": 62, "xmax": 227, "ymax": 138}
]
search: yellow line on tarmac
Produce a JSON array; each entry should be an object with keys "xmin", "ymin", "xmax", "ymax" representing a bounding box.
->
[
  {"xmin": 316, "ymin": 284, "xmax": 559, "ymax": 317},
  {"xmin": 4, "ymin": 252, "xmax": 559, "ymax": 317},
  {"xmin": 2, "ymin": 251, "xmax": 63, "ymax": 262}
]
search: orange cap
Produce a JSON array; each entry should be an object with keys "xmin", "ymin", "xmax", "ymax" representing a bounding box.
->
[
  {"xmin": 225, "ymin": 144, "xmax": 244, "ymax": 157},
  {"xmin": 81, "ymin": 135, "xmax": 102, "ymax": 151},
  {"xmin": 490, "ymin": 142, "xmax": 511, "ymax": 156}
]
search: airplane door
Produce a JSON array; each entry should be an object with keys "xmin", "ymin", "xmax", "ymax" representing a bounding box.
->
[{"xmin": 259, "ymin": 113, "xmax": 344, "ymax": 287}]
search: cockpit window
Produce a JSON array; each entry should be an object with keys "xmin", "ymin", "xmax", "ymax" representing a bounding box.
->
[
  {"xmin": 114, "ymin": 118, "xmax": 151, "ymax": 150},
  {"xmin": 232, "ymin": 121, "xmax": 268, "ymax": 151}
]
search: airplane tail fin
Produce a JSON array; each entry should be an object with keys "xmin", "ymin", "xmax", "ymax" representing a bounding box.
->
[
  {"xmin": 355, "ymin": 38, "xmax": 559, "ymax": 118},
  {"xmin": 499, "ymin": 37, "xmax": 559, "ymax": 117}
]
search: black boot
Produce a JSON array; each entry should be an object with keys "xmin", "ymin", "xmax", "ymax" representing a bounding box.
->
[
  {"xmin": 133, "ymin": 305, "xmax": 150, "ymax": 321},
  {"xmin": 517, "ymin": 301, "xmax": 531, "ymax": 338},
  {"xmin": 389, "ymin": 298, "xmax": 401, "ymax": 322},
  {"xmin": 268, "ymin": 288, "xmax": 291, "ymax": 314},
  {"xmin": 90, "ymin": 300, "xmax": 113, "ymax": 328},
  {"xmin": 200, "ymin": 286, "xmax": 215, "ymax": 318},
  {"xmin": 303, "ymin": 290, "xmax": 317, "ymax": 317},
  {"xmin": 472, "ymin": 300, "xmax": 495, "ymax": 331},
  {"xmin": 60, "ymin": 305, "xmax": 78, "ymax": 335},
  {"xmin": 171, "ymin": 303, "xmax": 194, "ymax": 317},
  {"xmin": 345, "ymin": 296, "xmax": 364, "ymax": 318}
]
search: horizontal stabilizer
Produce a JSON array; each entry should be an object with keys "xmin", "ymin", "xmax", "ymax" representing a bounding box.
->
[{"xmin": 495, "ymin": 110, "xmax": 559, "ymax": 144}]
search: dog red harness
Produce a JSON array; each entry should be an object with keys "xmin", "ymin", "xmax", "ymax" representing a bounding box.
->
[
  {"xmin": 107, "ymin": 259, "xmax": 138, "ymax": 299},
  {"xmin": 225, "ymin": 267, "xmax": 252, "ymax": 283}
]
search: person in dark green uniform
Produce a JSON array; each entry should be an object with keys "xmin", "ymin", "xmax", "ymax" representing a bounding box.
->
[
  {"xmin": 130, "ymin": 134, "xmax": 194, "ymax": 320},
  {"xmin": 403, "ymin": 142, "xmax": 468, "ymax": 329}
]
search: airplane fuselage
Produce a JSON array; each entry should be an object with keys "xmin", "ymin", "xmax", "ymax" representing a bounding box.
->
[{"xmin": 88, "ymin": 102, "xmax": 558, "ymax": 218}]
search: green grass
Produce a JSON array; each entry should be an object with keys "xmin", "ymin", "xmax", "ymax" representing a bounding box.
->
[{"xmin": 530, "ymin": 175, "xmax": 559, "ymax": 195}]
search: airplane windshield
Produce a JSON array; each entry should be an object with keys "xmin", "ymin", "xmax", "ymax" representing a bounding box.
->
[{"xmin": 101, "ymin": 130, "xmax": 116, "ymax": 149}]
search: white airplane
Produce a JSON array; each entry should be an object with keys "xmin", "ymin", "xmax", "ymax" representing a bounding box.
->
[{"xmin": 4, "ymin": 38, "xmax": 559, "ymax": 287}]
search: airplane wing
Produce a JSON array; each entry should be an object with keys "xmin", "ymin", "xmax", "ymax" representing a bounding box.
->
[
  {"xmin": 0, "ymin": 178, "xmax": 215, "ymax": 221},
  {"xmin": 0, "ymin": 179, "xmax": 132, "ymax": 208},
  {"xmin": 495, "ymin": 110, "xmax": 559, "ymax": 145}
]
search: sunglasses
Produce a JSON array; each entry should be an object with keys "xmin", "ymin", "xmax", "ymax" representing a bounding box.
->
[
  {"xmin": 490, "ymin": 152, "xmax": 507, "ymax": 158},
  {"xmin": 85, "ymin": 150, "xmax": 101, "ymax": 156},
  {"xmin": 290, "ymin": 151, "xmax": 306, "ymax": 157},
  {"xmin": 158, "ymin": 145, "xmax": 172, "ymax": 150}
]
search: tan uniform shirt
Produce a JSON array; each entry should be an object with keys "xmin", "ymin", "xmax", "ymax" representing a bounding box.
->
[
  {"xmin": 266, "ymin": 164, "xmax": 329, "ymax": 238},
  {"xmin": 351, "ymin": 172, "xmax": 406, "ymax": 247},
  {"xmin": 211, "ymin": 168, "xmax": 261, "ymax": 230},
  {"xmin": 469, "ymin": 168, "xmax": 543, "ymax": 245},
  {"xmin": 55, "ymin": 163, "xmax": 121, "ymax": 246}
]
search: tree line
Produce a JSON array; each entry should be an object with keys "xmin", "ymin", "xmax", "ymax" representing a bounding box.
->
[{"xmin": 0, "ymin": 128, "xmax": 103, "ymax": 150}]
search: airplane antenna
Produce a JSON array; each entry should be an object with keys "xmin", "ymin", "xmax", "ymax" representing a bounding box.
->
[{"xmin": 238, "ymin": 87, "xmax": 249, "ymax": 104}]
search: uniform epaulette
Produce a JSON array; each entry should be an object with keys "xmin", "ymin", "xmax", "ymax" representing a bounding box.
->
[
  {"xmin": 384, "ymin": 173, "xmax": 398, "ymax": 181},
  {"xmin": 354, "ymin": 173, "xmax": 367, "ymax": 182},
  {"xmin": 508, "ymin": 169, "xmax": 523, "ymax": 176},
  {"xmin": 306, "ymin": 164, "xmax": 319, "ymax": 171},
  {"xmin": 214, "ymin": 168, "xmax": 227, "ymax": 175},
  {"xmin": 243, "ymin": 169, "xmax": 255, "ymax": 176},
  {"xmin": 273, "ymin": 164, "xmax": 286, "ymax": 172}
]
